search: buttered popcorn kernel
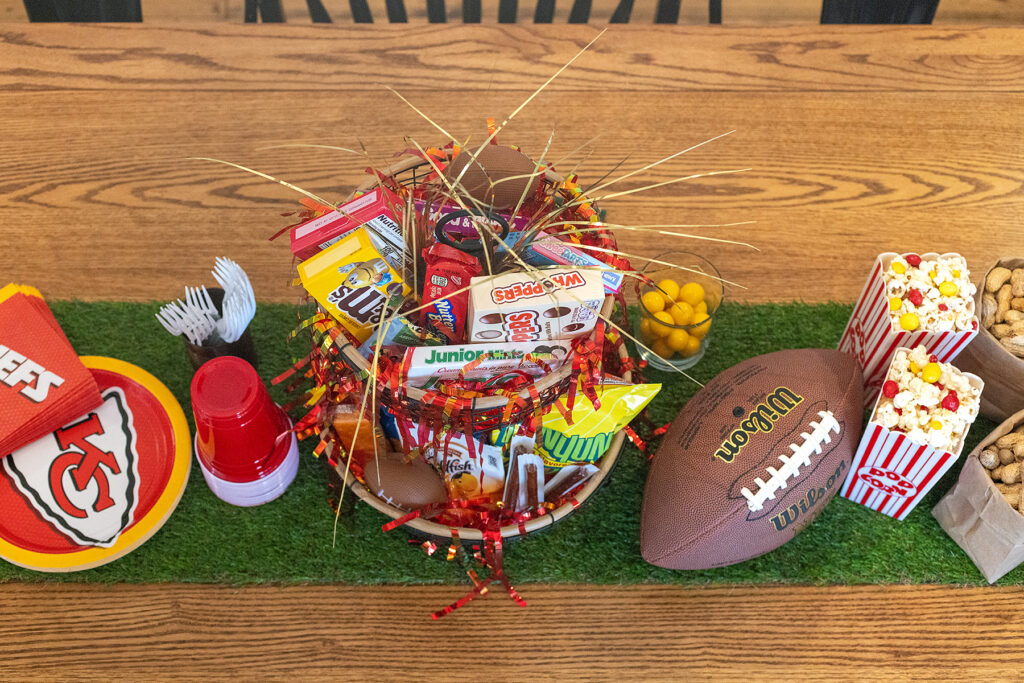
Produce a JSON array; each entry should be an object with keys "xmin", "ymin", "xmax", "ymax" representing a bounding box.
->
[
  {"xmin": 883, "ymin": 254, "xmax": 976, "ymax": 332},
  {"xmin": 873, "ymin": 346, "xmax": 981, "ymax": 452}
]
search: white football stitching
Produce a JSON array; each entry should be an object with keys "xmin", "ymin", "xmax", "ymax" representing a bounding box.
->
[{"xmin": 740, "ymin": 410, "xmax": 841, "ymax": 513}]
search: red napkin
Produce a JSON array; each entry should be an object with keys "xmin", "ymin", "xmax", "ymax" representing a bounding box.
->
[{"xmin": 0, "ymin": 284, "xmax": 102, "ymax": 457}]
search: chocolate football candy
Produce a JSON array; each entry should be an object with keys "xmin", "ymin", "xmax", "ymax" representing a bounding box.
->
[
  {"xmin": 364, "ymin": 452, "xmax": 448, "ymax": 511},
  {"xmin": 641, "ymin": 349, "xmax": 863, "ymax": 570},
  {"xmin": 444, "ymin": 144, "xmax": 541, "ymax": 210}
]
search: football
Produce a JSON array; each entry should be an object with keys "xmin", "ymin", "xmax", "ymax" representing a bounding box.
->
[
  {"xmin": 640, "ymin": 349, "xmax": 863, "ymax": 570},
  {"xmin": 444, "ymin": 144, "xmax": 541, "ymax": 210}
]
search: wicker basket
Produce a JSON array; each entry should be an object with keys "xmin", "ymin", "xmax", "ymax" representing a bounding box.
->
[
  {"xmin": 327, "ymin": 148, "xmax": 628, "ymax": 541},
  {"xmin": 337, "ymin": 303, "xmax": 631, "ymax": 542}
]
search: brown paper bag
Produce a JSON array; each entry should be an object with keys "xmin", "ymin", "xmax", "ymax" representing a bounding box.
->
[{"xmin": 932, "ymin": 408, "xmax": 1024, "ymax": 583}]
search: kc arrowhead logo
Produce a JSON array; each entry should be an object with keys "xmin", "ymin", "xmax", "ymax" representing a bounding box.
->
[{"xmin": 3, "ymin": 387, "xmax": 141, "ymax": 548}]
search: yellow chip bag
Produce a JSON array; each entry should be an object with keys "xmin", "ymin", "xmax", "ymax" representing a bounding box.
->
[
  {"xmin": 298, "ymin": 228, "xmax": 410, "ymax": 344},
  {"xmin": 536, "ymin": 378, "xmax": 660, "ymax": 468}
]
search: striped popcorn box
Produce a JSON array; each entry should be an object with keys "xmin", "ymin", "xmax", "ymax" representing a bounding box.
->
[
  {"xmin": 838, "ymin": 252, "xmax": 979, "ymax": 408},
  {"xmin": 841, "ymin": 347, "xmax": 984, "ymax": 520}
]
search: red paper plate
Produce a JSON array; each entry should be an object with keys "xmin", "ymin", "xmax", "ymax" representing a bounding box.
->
[{"xmin": 0, "ymin": 356, "xmax": 190, "ymax": 572}]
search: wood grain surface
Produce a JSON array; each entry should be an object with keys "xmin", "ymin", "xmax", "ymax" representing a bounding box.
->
[
  {"xmin": 1, "ymin": 24, "xmax": 1022, "ymax": 304},
  {"xmin": 0, "ymin": 582, "xmax": 1020, "ymax": 680},
  {"xmin": 2, "ymin": 24, "xmax": 1024, "ymax": 680}
]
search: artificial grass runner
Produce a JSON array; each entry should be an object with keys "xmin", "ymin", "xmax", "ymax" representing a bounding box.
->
[{"xmin": 0, "ymin": 301, "xmax": 1005, "ymax": 586}]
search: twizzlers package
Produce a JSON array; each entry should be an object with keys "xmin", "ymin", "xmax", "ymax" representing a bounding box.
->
[
  {"xmin": 839, "ymin": 252, "xmax": 978, "ymax": 408},
  {"xmin": 467, "ymin": 268, "xmax": 603, "ymax": 342},
  {"xmin": 421, "ymin": 243, "xmax": 481, "ymax": 343}
]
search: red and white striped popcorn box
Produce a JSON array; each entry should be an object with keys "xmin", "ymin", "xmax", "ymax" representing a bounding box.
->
[
  {"xmin": 838, "ymin": 252, "xmax": 978, "ymax": 409},
  {"xmin": 840, "ymin": 360, "xmax": 984, "ymax": 521}
]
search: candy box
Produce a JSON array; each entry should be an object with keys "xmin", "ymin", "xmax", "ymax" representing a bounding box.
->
[
  {"xmin": 841, "ymin": 347, "xmax": 984, "ymax": 520},
  {"xmin": 467, "ymin": 268, "xmax": 604, "ymax": 342},
  {"xmin": 297, "ymin": 228, "xmax": 410, "ymax": 344},
  {"xmin": 402, "ymin": 340, "xmax": 573, "ymax": 390},
  {"xmin": 839, "ymin": 252, "xmax": 978, "ymax": 408},
  {"xmin": 290, "ymin": 187, "xmax": 406, "ymax": 263}
]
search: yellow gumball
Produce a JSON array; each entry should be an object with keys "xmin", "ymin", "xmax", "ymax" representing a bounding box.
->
[
  {"xmin": 909, "ymin": 360, "xmax": 920, "ymax": 375},
  {"xmin": 639, "ymin": 318, "xmax": 653, "ymax": 341},
  {"xmin": 921, "ymin": 362, "xmax": 942, "ymax": 383},
  {"xmin": 889, "ymin": 297, "xmax": 902, "ymax": 311},
  {"xmin": 690, "ymin": 314, "xmax": 712, "ymax": 339},
  {"xmin": 651, "ymin": 311, "xmax": 674, "ymax": 337},
  {"xmin": 650, "ymin": 338, "xmax": 673, "ymax": 359},
  {"xmin": 679, "ymin": 282, "xmax": 706, "ymax": 307},
  {"xmin": 930, "ymin": 419, "xmax": 943, "ymax": 431},
  {"xmin": 657, "ymin": 279, "xmax": 680, "ymax": 301},
  {"xmin": 668, "ymin": 301, "xmax": 694, "ymax": 326},
  {"xmin": 694, "ymin": 300, "xmax": 708, "ymax": 317},
  {"xmin": 641, "ymin": 291, "xmax": 665, "ymax": 314},
  {"xmin": 681, "ymin": 335, "xmax": 702, "ymax": 358},
  {"xmin": 939, "ymin": 281, "xmax": 958, "ymax": 297},
  {"xmin": 667, "ymin": 328, "xmax": 691, "ymax": 352},
  {"xmin": 891, "ymin": 262, "xmax": 906, "ymax": 275},
  {"xmin": 899, "ymin": 312, "xmax": 920, "ymax": 331}
]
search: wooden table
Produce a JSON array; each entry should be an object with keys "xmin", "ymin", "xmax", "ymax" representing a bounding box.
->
[{"xmin": 1, "ymin": 23, "xmax": 1023, "ymax": 679}]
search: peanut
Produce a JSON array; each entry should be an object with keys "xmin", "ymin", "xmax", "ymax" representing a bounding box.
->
[
  {"xmin": 993, "ymin": 465, "xmax": 1005, "ymax": 480},
  {"xmin": 980, "ymin": 449, "xmax": 1000, "ymax": 469},
  {"xmin": 1005, "ymin": 310, "xmax": 1024, "ymax": 323},
  {"xmin": 1002, "ymin": 485, "xmax": 1021, "ymax": 509},
  {"xmin": 997, "ymin": 433, "xmax": 1024, "ymax": 449},
  {"xmin": 997, "ymin": 284, "xmax": 1013, "ymax": 323},
  {"xmin": 986, "ymin": 266, "xmax": 1013, "ymax": 293},
  {"xmin": 982, "ymin": 293, "xmax": 998, "ymax": 328},
  {"xmin": 992, "ymin": 323, "xmax": 1012, "ymax": 339},
  {"xmin": 1013, "ymin": 268, "xmax": 1024, "ymax": 298},
  {"xmin": 1013, "ymin": 298, "xmax": 1024, "ymax": 313},
  {"xmin": 1003, "ymin": 462, "xmax": 1021, "ymax": 484},
  {"xmin": 1001, "ymin": 336, "xmax": 1024, "ymax": 359},
  {"xmin": 1000, "ymin": 448, "xmax": 1016, "ymax": 465}
]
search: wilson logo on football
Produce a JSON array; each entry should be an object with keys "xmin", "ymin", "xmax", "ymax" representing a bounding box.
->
[
  {"xmin": 490, "ymin": 271, "xmax": 586, "ymax": 304},
  {"xmin": 2, "ymin": 387, "xmax": 141, "ymax": 548}
]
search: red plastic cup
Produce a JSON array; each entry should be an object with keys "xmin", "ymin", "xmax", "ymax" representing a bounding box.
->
[{"xmin": 190, "ymin": 356, "xmax": 291, "ymax": 484}]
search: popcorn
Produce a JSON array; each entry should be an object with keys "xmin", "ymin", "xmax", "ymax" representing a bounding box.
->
[
  {"xmin": 883, "ymin": 254, "xmax": 976, "ymax": 333},
  {"xmin": 872, "ymin": 345, "xmax": 981, "ymax": 452}
]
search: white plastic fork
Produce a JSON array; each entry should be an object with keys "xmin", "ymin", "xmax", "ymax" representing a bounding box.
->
[{"xmin": 211, "ymin": 257, "xmax": 256, "ymax": 343}]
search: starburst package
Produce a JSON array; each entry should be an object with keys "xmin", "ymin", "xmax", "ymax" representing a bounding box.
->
[{"xmin": 297, "ymin": 228, "xmax": 410, "ymax": 344}]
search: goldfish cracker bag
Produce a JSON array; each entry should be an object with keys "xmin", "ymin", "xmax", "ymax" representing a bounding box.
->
[{"xmin": 536, "ymin": 378, "xmax": 661, "ymax": 468}]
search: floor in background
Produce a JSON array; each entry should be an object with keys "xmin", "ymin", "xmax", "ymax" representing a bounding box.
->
[{"xmin": 2, "ymin": 0, "xmax": 1024, "ymax": 24}]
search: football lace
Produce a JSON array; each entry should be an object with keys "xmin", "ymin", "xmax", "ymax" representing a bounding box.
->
[{"xmin": 740, "ymin": 410, "xmax": 841, "ymax": 513}]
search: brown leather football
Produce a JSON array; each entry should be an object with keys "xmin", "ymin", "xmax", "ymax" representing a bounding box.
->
[
  {"xmin": 443, "ymin": 144, "xmax": 541, "ymax": 210},
  {"xmin": 641, "ymin": 349, "xmax": 863, "ymax": 570}
]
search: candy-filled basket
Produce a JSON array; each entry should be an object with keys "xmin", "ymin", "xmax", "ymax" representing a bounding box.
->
[{"xmin": 282, "ymin": 140, "xmax": 661, "ymax": 553}]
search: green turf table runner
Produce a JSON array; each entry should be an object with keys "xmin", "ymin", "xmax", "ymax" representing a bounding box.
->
[{"xmin": 0, "ymin": 302, "xmax": 1004, "ymax": 585}]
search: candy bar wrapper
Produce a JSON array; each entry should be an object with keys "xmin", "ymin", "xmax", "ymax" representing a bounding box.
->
[
  {"xmin": 401, "ymin": 421, "xmax": 504, "ymax": 500},
  {"xmin": 544, "ymin": 463, "xmax": 598, "ymax": 502},
  {"xmin": 291, "ymin": 187, "xmax": 406, "ymax": 263},
  {"xmin": 467, "ymin": 268, "xmax": 604, "ymax": 343},
  {"xmin": 841, "ymin": 365, "xmax": 984, "ymax": 521},
  {"xmin": 838, "ymin": 252, "xmax": 978, "ymax": 408},
  {"xmin": 523, "ymin": 235, "xmax": 624, "ymax": 295},
  {"xmin": 933, "ymin": 409, "xmax": 1024, "ymax": 583},
  {"xmin": 402, "ymin": 340, "xmax": 573, "ymax": 390},
  {"xmin": 421, "ymin": 243, "xmax": 481, "ymax": 343},
  {"xmin": 356, "ymin": 315, "xmax": 444, "ymax": 359},
  {"xmin": 297, "ymin": 228, "xmax": 411, "ymax": 344}
]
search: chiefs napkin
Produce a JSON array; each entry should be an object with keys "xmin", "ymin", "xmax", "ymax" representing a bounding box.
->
[{"xmin": 0, "ymin": 284, "xmax": 102, "ymax": 456}]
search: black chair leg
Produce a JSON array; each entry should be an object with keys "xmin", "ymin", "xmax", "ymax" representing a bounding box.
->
[
  {"xmin": 568, "ymin": 0, "xmax": 591, "ymax": 23},
  {"xmin": 533, "ymin": 0, "xmax": 554, "ymax": 23},
  {"xmin": 385, "ymin": 0, "xmax": 407, "ymax": 21},
  {"xmin": 463, "ymin": 0, "xmax": 481, "ymax": 22},
  {"xmin": 821, "ymin": 0, "xmax": 939, "ymax": 24},
  {"xmin": 609, "ymin": 0, "xmax": 633, "ymax": 23},
  {"xmin": 655, "ymin": 0, "xmax": 680, "ymax": 23},
  {"xmin": 498, "ymin": 0, "xmax": 517, "ymax": 23},
  {"xmin": 306, "ymin": 0, "xmax": 332, "ymax": 22},
  {"xmin": 709, "ymin": 0, "xmax": 722, "ymax": 23},
  {"xmin": 427, "ymin": 0, "xmax": 447, "ymax": 22},
  {"xmin": 24, "ymin": 0, "xmax": 141, "ymax": 21},
  {"xmin": 349, "ymin": 0, "xmax": 373, "ymax": 22}
]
